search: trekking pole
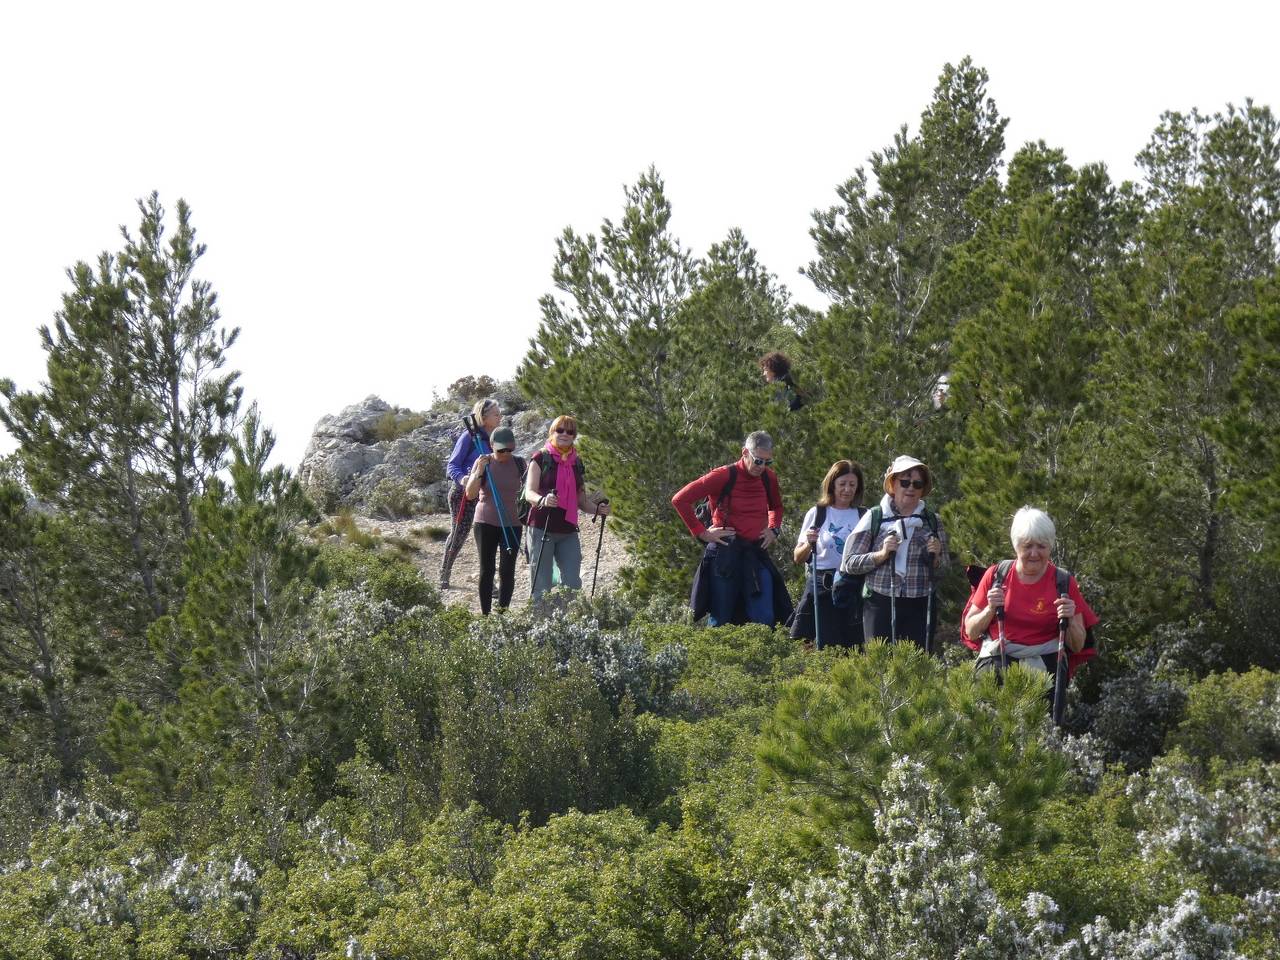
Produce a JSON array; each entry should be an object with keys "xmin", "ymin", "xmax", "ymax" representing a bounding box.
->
[
  {"xmin": 888, "ymin": 519, "xmax": 904, "ymax": 645},
  {"xmin": 923, "ymin": 549, "xmax": 935, "ymax": 656},
  {"xmin": 530, "ymin": 498, "xmax": 553, "ymax": 595},
  {"xmin": 810, "ymin": 547, "xmax": 822, "ymax": 649},
  {"xmin": 996, "ymin": 602, "xmax": 1008, "ymax": 673},
  {"xmin": 589, "ymin": 499, "xmax": 609, "ymax": 598},
  {"xmin": 462, "ymin": 415, "xmax": 514, "ymax": 554},
  {"xmin": 1052, "ymin": 590, "xmax": 1070, "ymax": 726}
]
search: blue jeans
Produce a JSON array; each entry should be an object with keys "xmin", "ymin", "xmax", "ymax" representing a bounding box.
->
[{"xmin": 708, "ymin": 554, "xmax": 773, "ymax": 626}]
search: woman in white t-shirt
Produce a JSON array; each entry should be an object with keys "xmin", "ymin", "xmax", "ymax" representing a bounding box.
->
[{"xmin": 790, "ymin": 460, "xmax": 866, "ymax": 649}]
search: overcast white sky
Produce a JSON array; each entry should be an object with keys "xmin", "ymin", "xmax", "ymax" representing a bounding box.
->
[{"xmin": 3, "ymin": 1, "xmax": 1278, "ymax": 466}]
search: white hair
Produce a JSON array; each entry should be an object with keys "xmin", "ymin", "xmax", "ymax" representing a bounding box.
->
[
  {"xmin": 745, "ymin": 430, "xmax": 773, "ymax": 452},
  {"xmin": 1010, "ymin": 506, "xmax": 1056, "ymax": 550}
]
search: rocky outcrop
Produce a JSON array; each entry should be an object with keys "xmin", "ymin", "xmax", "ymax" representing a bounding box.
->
[{"xmin": 298, "ymin": 392, "xmax": 548, "ymax": 517}]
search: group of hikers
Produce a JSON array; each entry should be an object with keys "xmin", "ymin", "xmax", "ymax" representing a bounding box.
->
[
  {"xmin": 434, "ymin": 357, "xmax": 1098, "ymax": 704},
  {"xmin": 438, "ymin": 400, "xmax": 609, "ymax": 614}
]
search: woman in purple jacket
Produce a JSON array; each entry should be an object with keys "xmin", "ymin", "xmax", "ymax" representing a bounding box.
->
[{"xmin": 438, "ymin": 397, "xmax": 501, "ymax": 589}]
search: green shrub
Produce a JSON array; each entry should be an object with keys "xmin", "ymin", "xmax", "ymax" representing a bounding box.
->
[
  {"xmin": 411, "ymin": 524, "xmax": 450, "ymax": 542},
  {"xmin": 366, "ymin": 478, "xmax": 422, "ymax": 521},
  {"xmin": 758, "ymin": 641, "xmax": 1066, "ymax": 854},
  {"xmin": 1170, "ymin": 668, "xmax": 1280, "ymax": 764},
  {"xmin": 404, "ymin": 448, "xmax": 446, "ymax": 487},
  {"xmin": 446, "ymin": 375, "xmax": 498, "ymax": 404},
  {"xmin": 372, "ymin": 411, "xmax": 427, "ymax": 443},
  {"xmin": 331, "ymin": 510, "xmax": 380, "ymax": 549},
  {"xmin": 319, "ymin": 543, "xmax": 439, "ymax": 611}
]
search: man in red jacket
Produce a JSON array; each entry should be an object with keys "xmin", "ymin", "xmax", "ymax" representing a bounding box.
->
[{"xmin": 672, "ymin": 431, "xmax": 788, "ymax": 626}]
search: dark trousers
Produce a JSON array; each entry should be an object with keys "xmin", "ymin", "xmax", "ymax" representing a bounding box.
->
[
  {"xmin": 790, "ymin": 570, "xmax": 863, "ymax": 650},
  {"xmin": 473, "ymin": 521, "xmax": 522, "ymax": 614},
  {"xmin": 439, "ymin": 483, "xmax": 476, "ymax": 585},
  {"xmin": 863, "ymin": 591, "xmax": 933, "ymax": 651}
]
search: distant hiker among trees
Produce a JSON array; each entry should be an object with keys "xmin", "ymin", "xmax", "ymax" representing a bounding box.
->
[
  {"xmin": 440, "ymin": 397, "xmax": 501, "ymax": 589},
  {"xmin": 790, "ymin": 459, "xmax": 867, "ymax": 650},
  {"xmin": 464, "ymin": 426, "xmax": 523, "ymax": 615},
  {"xmin": 524, "ymin": 415, "xmax": 610, "ymax": 600},
  {"xmin": 759, "ymin": 351, "xmax": 805, "ymax": 411},
  {"xmin": 962, "ymin": 506, "xmax": 1098, "ymax": 677},
  {"xmin": 673, "ymin": 430, "xmax": 793, "ymax": 627},
  {"xmin": 840, "ymin": 455, "xmax": 949, "ymax": 649}
]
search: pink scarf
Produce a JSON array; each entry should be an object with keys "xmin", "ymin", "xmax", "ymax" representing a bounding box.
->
[{"xmin": 543, "ymin": 442, "xmax": 581, "ymax": 525}]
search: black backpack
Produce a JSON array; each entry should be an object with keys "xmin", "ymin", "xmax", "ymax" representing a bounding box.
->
[
  {"xmin": 692, "ymin": 464, "xmax": 779, "ymax": 531},
  {"xmin": 806, "ymin": 502, "xmax": 867, "ymax": 608}
]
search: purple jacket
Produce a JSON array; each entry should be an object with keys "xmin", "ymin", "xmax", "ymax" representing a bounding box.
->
[{"xmin": 446, "ymin": 427, "xmax": 489, "ymax": 485}]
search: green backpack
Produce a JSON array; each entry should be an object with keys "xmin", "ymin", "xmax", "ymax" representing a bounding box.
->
[{"xmin": 860, "ymin": 504, "xmax": 940, "ymax": 599}]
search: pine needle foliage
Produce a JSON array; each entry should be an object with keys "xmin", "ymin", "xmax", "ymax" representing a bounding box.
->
[{"xmin": 757, "ymin": 640, "xmax": 1065, "ymax": 855}]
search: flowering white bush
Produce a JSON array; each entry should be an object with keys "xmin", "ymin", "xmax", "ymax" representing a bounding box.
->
[
  {"xmin": 1046, "ymin": 728, "xmax": 1108, "ymax": 793},
  {"xmin": 1069, "ymin": 890, "xmax": 1245, "ymax": 959},
  {"xmin": 741, "ymin": 758, "xmax": 1258, "ymax": 960},
  {"xmin": 740, "ymin": 757, "xmax": 1033, "ymax": 960},
  {"xmin": 1129, "ymin": 757, "xmax": 1280, "ymax": 893},
  {"xmin": 316, "ymin": 585, "xmax": 406, "ymax": 648},
  {"xmin": 477, "ymin": 606, "xmax": 687, "ymax": 714}
]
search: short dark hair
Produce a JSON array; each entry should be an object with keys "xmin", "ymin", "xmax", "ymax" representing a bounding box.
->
[{"xmin": 759, "ymin": 351, "xmax": 792, "ymax": 379}]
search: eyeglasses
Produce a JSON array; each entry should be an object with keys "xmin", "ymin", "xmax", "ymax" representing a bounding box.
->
[
  {"xmin": 751, "ymin": 456, "xmax": 774, "ymax": 467},
  {"xmin": 897, "ymin": 477, "xmax": 925, "ymax": 490},
  {"xmin": 554, "ymin": 427, "xmax": 576, "ymax": 436}
]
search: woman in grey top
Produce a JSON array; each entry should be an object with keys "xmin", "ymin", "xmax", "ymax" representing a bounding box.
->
[{"xmin": 464, "ymin": 427, "xmax": 523, "ymax": 614}]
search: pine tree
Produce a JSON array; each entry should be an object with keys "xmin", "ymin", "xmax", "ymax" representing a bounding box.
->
[
  {"xmin": 801, "ymin": 57, "xmax": 1009, "ymax": 486},
  {"xmin": 1090, "ymin": 103, "xmax": 1279, "ymax": 622},
  {"xmin": 0, "ymin": 194, "xmax": 242, "ymax": 634},
  {"xmin": 518, "ymin": 169, "xmax": 790, "ymax": 596},
  {"xmin": 944, "ymin": 143, "xmax": 1126, "ymax": 568}
]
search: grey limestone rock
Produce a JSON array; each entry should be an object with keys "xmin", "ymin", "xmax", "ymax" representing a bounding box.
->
[{"xmin": 298, "ymin": 388, "xmax": 549, "ymax": 516}]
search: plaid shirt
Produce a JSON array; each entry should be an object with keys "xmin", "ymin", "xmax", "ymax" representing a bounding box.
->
[{"xmin": 840, "ymin": 506, "xmax": 950, "ymax": 598}]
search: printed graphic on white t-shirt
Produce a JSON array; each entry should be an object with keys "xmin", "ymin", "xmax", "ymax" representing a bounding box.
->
[{"xmin": 796, "ymin": 505, "xmax": 864, "ymax": 570}]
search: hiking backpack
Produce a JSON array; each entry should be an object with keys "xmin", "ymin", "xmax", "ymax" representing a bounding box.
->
[
  {"xmin": 691, "ymin": 464, "xmax": 779, "ymax": 531},
  {"xmin": 958, "ymin": 560, "xmax": 1099, "ymax": 674},
  {"xmin": 517, "ymin": 450, "xmax": 582, "ymax": 525},
  {"xmin": 858, "ymin": 503, "xmax": 940, "ymax": 599}
]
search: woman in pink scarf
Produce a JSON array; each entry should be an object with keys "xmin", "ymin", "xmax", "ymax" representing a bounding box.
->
[{"xmin": 523, "ymin": 415, "xmax": 611, "ymax": 600}]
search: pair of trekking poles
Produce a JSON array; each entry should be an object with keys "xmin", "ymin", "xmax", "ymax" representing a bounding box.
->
[
  {"xmin": 992, "ymin": 584, "xmax": 1072, "ymax": 725},
  {"xmin": 462, "ymin": 416, "xmax": 610, "ymax": 598},
  {"xmin": 807, "ymin": 516, "xmax": 937, "ymax": 652},
  {"xmin": 528, "ymin": 494, "xmax": 610, "ymax": 599}
]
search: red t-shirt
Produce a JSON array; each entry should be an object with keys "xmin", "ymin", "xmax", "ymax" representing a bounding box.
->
[
  {"xmin": 671, "ymin": 461, "xmax": 782, "ymax": 543},
  {"xmin": 966, "ymin": 562, "xmax": 1099, "ymax": 648}
]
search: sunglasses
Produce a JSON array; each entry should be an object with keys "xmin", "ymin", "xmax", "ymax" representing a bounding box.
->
[
  {"xmin": 751, "ymin": 456, "xmax": 774, "ymax": 467},
  {"xmin": 554, "ymin": 427, "xmax": 576, "ymax": 436},
  {"xmin": 897, "ymin": 477, "xmax": 925, "ymax": 490}
]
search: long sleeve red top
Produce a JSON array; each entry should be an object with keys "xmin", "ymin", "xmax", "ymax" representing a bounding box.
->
[{"xmin": 671, "ymin": 460, "xmax": 783, "ymax": 542}]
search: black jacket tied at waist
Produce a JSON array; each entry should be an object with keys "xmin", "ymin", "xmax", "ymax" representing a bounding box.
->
[{"xmin": 690, "ymin": 538, "xmax": 793, "ymax": 626}]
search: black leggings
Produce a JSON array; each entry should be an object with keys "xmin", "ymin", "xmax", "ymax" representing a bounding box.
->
[
  {"xmin": 790, "ymin": 571, "xmax": 863, "ymax": 650},
  {"xmin": 473, "ymin": 522, "xmax": 522, "ymax": 614},
  {"xmin": 862, "ymin": 591, "xmax": 935, "ymax": 651}
]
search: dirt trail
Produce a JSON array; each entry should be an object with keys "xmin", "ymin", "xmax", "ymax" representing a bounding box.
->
[{"xmin": 340, "ymin": 511, "xmax": 630, "ymax": 613}]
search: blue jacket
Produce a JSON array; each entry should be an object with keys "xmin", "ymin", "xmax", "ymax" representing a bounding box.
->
[{"xmin": 446, "ymin": 427, "xmax": 489, "ymax": 485}]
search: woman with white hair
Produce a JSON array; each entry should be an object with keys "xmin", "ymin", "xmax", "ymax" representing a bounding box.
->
[{"xmin": 962, "ymin": 506, "xmax": 1098, "ymax": 674}]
